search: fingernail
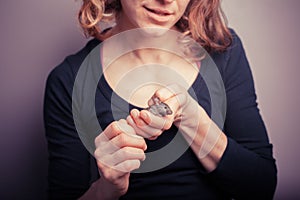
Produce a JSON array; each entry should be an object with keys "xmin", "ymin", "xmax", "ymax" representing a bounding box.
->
[
  {"xmin": 141, "ymin": 111, "xmax": 148, "ymax": 119},
  {"xmin": 131, "ymin": 109, "xmax": 137, "ymax": 118}
]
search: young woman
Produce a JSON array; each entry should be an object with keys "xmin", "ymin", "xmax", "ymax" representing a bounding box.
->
[{"xmin": 44, "ymin": 0, "xmax": 277, "ymax": 199}]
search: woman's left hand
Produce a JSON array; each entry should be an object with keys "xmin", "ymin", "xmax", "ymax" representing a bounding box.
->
[
  {"xmin": 126, "ymin": 84, "xmax": 210, "ymax": 141},
  {"xmin": 127, "ymin": 84, "xmax": 227, "ymax": 171}
]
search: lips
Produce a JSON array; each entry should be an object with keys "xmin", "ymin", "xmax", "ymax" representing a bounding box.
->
[{"xmin": 144, "ymin": 6, "xmax": 173, "ymax": 16}]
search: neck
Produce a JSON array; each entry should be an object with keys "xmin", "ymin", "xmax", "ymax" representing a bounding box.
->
[
  {"xmin": 129, "ymin": 49, "xmax": 173, "ymax": 66},
  {"xmin": 111, "ymin": 30, "xmax": 182, "ymax": 65}
]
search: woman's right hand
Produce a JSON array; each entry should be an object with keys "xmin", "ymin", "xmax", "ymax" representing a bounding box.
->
[{"xmin": 94, "ymin": 119, "xmax": 147, "ymax": 199}]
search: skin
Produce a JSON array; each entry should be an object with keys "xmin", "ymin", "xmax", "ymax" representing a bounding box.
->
[
  {"xmin": 115, "ymin": 0, "xmax": 190, "ymax": 32},
  {"xmin": 81, "ymin": 0, "xmax": 227, "ymax": 199},
  {"xmin": 127, "ymin": 84, "xmax": 228, "ymax": 169}
]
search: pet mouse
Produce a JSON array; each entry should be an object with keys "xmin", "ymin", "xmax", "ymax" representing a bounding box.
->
[{"xmin": 146, "ymin": 97, "xmax": 173, "ymax": 117}]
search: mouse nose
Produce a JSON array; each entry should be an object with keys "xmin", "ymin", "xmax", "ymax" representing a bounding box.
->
[{"xmin": 167, "ymin": 109, "xmax": 173, "ymax": 115}]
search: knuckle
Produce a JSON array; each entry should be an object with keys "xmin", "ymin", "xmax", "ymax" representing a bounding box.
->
[
  {"xmin": 118, "ymin": 148, "xmax": 127, "ymax": 159},
  {"xmin": 111, "ymin": 122, "xmax": 119, "ymax": 132},
  {"xmin": 94, "ymin": 148, "xmax": 100, "ymax": 158},
  {"xmin": 133, "ymin": 160, "xmax": 141, "ymax": 169},
  {"xmin": 124, "ymin": 160, "xmax": 139, "ymax": 172},
  {"xmin": 94, "ymin": 135, "xmax": 100, "ymax": 147},
  {"xmin": 121, "ymin": 161, "xmax": 130, "ymax": 172},
  {"xmin": 96, "ymin": 159, "xmax": 103, "ymax": 169},
  {"xmin": 136, "ymin": 148, "xmax": 144, "ymax": 155},
  {"xmin": 102, "ymin": 169, "xmax": 112, "ymax": 180},
  {"xmin": 126, "ymin": 115, "xmax": 132, "ymax": 123},
  {"xmin": 136, "ymin": 120, "xmax": 145, "ymax": 128},
  {"xmin": 138, "ymin": 151, "xmax": 146, "ymax": 161},
  {"xmin": 119, "ymin": 119, "xmax": 126, "ymax": 123},
  {"xmin": 94, "ymin": 133, "xmax": 104, "ymax": 147},
  {"xmin": 132, "ymin": 148, "xmax": 142, "ymax": 157},
  {"xmin": 113, "ymin": 121, "xmax": 123, "ymax": 134},
  {"xmin": 153, "ymin": 130, "xmax": 162, "ymax": 137},
  {"xmin": 117, "ymin": 134, "xmax": 128, "ymax": 147},
  {"xmin": 111, "ymin": 151, "xmax": 118, "ymax": 162},
  {"xmin": 141, "ymin": 140, "xmax": 147, "ymax": 150},
  {"xmin": 163, "ymin": 120, "xmax": 173, "ymax": 130},
  {"xmin": 142, "ymin": 153, "xmax": 146, "ymax": 161},
  {"xmin": 94, "ymin": 147, "xmax": 108, "ymax": 161}
]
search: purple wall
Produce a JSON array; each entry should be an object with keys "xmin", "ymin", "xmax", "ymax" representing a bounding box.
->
[
  {"xmin": 0, "ymin": 1, "xmax": 86, "ymax": 199},
  {"xmin": 222, "ymin": 1, "xmax": 300, "ymax": 199},
  {"xmin": 0, "ymin": 0, "xmax": 299, "ymax": 199}
]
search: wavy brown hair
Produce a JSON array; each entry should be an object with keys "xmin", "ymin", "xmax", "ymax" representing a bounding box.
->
[{"xmin": 78, "ymin": 0, "xmax": 232, "ymax": 52}]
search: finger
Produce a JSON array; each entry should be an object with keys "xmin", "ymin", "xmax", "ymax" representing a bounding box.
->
[
  {"xmin": 114, "ymin": 160, "xmax": 141, "ymax": 173},
  {"xmin": 140, "ymin": 110, "xmax": 172, "ymax": 130},
  {"xmin": 95, "ymin": 119, "xmax": 143, "ymax": 148},
  {"xmin": 98, "ymin": 146, "xmax": 146, "ymax": 168},
  {"xmin": 153, "ymin": 84, "xmax": 184, "ymax": 102},
  {"xmin": 126, "ymin": 115, "xmax": 145, "ymax": 136},
  {"xmin": 95, "ymin": 120, "xmax": 144, "ymax": 155},
  {"xmin": 118, "ymin": 119, "xmax": 136, "ymax": 135},
  {"xmin": 118, "ymin": 118, "xmax": 143, "ymax": 139},
  {"xmin": 112, "ymin": 147, "xmax": 146, "ymax": 165},
  {"xmin": 148, "ymin": 136, "xmax": 159, "ymax": 140},
  {"xmin": 130, "ymin": 109, "xmax": 159, "ymax": 130},
  {"xmin": 110, "ymin": 131, "xmax": 147, "ymax": 151},
  {"xmin": 127, "ymin": 115, "xmax": 159, "ymax": 139},
  {"xmin": 94, "ymin": 140, "xmax": 120, "ymax": 156},
  {"xmin": 95, "ymin": 121, "xmax": 123, "ymax": 145},
  {"xmin": 95, "ymin": 131, "xmax": 147, "ymax": 160},
  {"xmin": 130, "ymin": 109, "xmax": 145, "ymax": 127}
]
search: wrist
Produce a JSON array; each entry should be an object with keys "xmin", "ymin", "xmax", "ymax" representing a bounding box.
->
[
  {"xmin": 80, "ymin": 178, "xmax": 122, "ymax": 200},
  {"xmin": 175, "ymin": 102, "xmax": 211, "ymax": 137},
  {"xmin": 98, "ymin": 177, "xmax": 124, "ymax": 200}
]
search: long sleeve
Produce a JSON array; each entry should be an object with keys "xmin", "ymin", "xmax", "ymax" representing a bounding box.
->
[
  {"xmin": 44, "ymin": 61, "xmax": 92, "ymax": 199},
  {"xmin": 207, "ymin": 30, "xmax": 277, "ymax": 199},
  {"xmin": 43, "ymin": 34, "xmax": 277, "ymax": 199}
]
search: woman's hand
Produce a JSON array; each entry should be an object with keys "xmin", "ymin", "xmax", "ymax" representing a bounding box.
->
[
  {"xmin": 127, "ymin": 84, "xmax": 227, "ymax": 172},
  {"xmin": 127, "ymin": 84, "xmax": 203, "ymax": 140},
  {"xmin": 93, "ymin": 119, "xmax": 147, "ymax": 199}
]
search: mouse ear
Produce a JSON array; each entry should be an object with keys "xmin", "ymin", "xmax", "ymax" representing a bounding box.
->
[
  {"xmin": 152, "ymin": 96, "xmax": 161, "ymax": 105},
  {"xmin": 147, "ymin": 97, "xmax": 155, "ymax": 107},
  {"xmin": 148, "ymin": 96, "xmax": 159, "ymax": 106}
]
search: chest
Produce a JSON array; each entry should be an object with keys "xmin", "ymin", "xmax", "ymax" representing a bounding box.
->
[{"xmin": 103, "ymin": 54, "xmax": 199, "ymax": 108}]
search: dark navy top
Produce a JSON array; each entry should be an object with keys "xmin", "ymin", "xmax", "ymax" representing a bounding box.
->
[{"xmin": 44, "ymin": 30, "xmax": 277, "ymax": 199}]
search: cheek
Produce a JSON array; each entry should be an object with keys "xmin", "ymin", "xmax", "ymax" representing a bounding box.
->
[
  {"xmin": 120, "ymin": 1, "xmax": 141, "ymax": 20},
  {"xmin": 176, "ymin": 2, "xmax": 190, "ymax": 18},
  {"xmin": 120, "ymin": 0, "xmax": 133, "ymax": 13},
  {"xmin": 179, "ymin": 0, "xmax": 191, "ymax": 13},
  {"xmin": 182, "ymin": 1, "xmax": 190, "ymax": 11}
]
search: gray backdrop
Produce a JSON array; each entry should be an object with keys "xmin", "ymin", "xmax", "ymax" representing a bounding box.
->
[{"xmin": 0, "ymin": 0, "xmax": 299, "ymax": 199}]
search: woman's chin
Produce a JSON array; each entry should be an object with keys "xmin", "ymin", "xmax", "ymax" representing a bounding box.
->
[{"xmin": 135, "ymin": 26, "xmax": 176, "ymax": 38}]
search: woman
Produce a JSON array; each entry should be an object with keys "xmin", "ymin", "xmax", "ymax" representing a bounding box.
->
[{"xmin": 44, "ymin": 0, "xmax": 277, "ymax": 199}]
